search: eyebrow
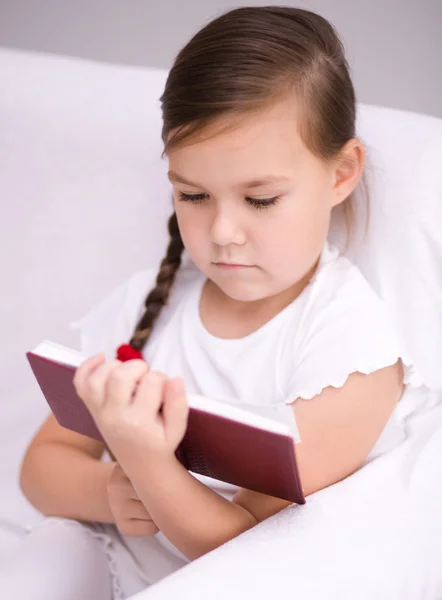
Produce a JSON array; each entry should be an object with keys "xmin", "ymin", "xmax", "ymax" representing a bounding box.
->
[{"xmin": 167, "ymin": 170, "xmax": 291, "ymax": 189}]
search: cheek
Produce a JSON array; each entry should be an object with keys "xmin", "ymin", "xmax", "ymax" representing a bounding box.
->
[
  {"xmin": 262, "ymin": 198, "xmax": 329, "ymax": 263},
  {"xmin": 174, "ymin": 205, "xmax": 207, "ymax": 252},
  {"xmin": 174, "ymin": 199, "xmax": 190, "ymax": 231}
]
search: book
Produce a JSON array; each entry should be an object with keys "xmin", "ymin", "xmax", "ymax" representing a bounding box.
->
[{"xmin": 26, "ymin": 340, "xmax": 305, "ymax": 504}]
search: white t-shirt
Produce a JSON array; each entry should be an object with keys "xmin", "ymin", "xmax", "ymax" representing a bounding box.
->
[{"xmin": 69, "ymin": 240, "xmax": 431, "ymax": 564}]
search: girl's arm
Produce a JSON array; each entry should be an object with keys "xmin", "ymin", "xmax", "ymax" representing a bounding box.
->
[
  {"xmin": 20, "ymin": 441, "xmax": 115, "ymax": 523},
  {"xmin": 20, "ymin": 414, "xmax": 115, "ymax": 523},
  {"xmin": 126, "ymin": 455, "xmax": 259, "ymax": 561},
  {"xmin": 233, "ymin": 360, "xmax": 404, "ymax": 521}
]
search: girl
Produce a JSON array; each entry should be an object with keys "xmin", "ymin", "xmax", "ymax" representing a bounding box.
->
[{"xmin": 8, "ymin": 5, "xmax": 426, "ymax": 600}]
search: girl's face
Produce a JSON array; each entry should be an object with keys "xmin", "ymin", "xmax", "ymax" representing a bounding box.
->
[{"xmin": 167, "ymin": 99, "xmax": 364, "ymax": 303}]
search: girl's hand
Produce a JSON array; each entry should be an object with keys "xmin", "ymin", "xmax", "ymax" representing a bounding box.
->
[
  {"xmin": 106, "ymin": 461, "xmax": 159, "ymax": 537},
  {"xmin": 73, "ymin": 353, "xmax": 189, "ymax": 474}
]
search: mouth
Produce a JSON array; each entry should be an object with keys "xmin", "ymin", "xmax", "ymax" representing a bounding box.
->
[{"xmin": 214, "ymin": 262, "xmax": 254, "ymax": 270}]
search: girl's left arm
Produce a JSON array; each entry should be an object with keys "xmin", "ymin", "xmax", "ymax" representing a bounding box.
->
[
  {"xmin": 126, "ymin": 453, "xmax": 259, "ymax": 561},
  {"xmin": 233, "ymin": 359, "xmax": 405, "ymax": 521}
]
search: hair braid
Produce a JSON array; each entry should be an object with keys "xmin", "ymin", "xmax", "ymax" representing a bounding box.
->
[{"xmin": 128, "ymin": 211, "xmax": 184, "ymax": 353}]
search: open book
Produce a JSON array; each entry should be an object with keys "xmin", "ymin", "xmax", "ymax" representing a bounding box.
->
[{"xmin": 26, "ymin": 340, "xmax": 305, "ymax": 504}]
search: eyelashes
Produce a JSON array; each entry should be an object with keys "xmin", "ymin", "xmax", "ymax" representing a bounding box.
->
[{"xmin": 178, "ymin": 191, "xmax": 279, "ymax": 210}]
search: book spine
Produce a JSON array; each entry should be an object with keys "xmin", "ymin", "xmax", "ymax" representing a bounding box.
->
[
  {"xmin": 179, "ymin": 429, "xmax": 213, "ymax": 478},
  {"xmin": 187, "ymin": 451, "xmax": 213, "ymax": 477}
]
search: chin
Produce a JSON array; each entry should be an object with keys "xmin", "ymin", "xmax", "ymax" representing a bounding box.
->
[{"xmin": 215, "ymin": 279, "xmax": 267, "ymax": 303}]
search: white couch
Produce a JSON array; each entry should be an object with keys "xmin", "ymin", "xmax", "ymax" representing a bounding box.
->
[{"xmin": 1, "ymin": 47, "xmax": 442, "ymax": 599}]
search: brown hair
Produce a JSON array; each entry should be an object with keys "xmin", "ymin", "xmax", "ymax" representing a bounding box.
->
[{"xmin": 128, "ymin": 5, "xmax": 369, "ymax": 353}]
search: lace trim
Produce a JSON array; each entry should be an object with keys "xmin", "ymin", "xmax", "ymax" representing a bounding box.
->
[
  {"xmin": 24, "ymin": 517, "xmax": 124, "ymax": 600},
  {"xmin": 402, "ymin": 361, "xmax": 423, "ymax": 388},
  {"xmin": 283, "ymin": 354, "xmax": 424, "ymax": 402}
]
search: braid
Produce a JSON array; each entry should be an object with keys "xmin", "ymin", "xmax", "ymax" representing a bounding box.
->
[{"xmin": 129, "ymin": 211, "xmax": 184, "ymax": 353}]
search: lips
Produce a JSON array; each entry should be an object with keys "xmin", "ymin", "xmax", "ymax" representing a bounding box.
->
[
  {"xmin": 214, "ymin": 262, "xmax": 254, "ymax": 270},
  {"xmin": 214, "ymin": 261, "xmax": 251, "ymax": 266}
]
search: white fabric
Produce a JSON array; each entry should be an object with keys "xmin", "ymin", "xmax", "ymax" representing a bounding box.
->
[
  {"xmin": 0, "ymin": 517, "xmax": 114, "ymax": 600},
  {"xmin": 280, "ymin": 243, "xmax": 420, "ymax": 401},
  {"xmin": 67, "ymin": 238, "xmax": 433, "ymax": 584},
  {"xmin": 4, "ymin": 514, "xmax": 190, "ymax": 600},
  {"xmin": 129, "ymin": 393, "xmax": 442, "ymax": 600},
  {"xmin": 330, "ymin": 104, "xmax": 442, "ymax": 390}
]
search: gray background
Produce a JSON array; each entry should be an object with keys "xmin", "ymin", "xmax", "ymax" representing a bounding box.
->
[{"xmin": 0, "ymin": 0, "xmax": 441, "ymax": 118}]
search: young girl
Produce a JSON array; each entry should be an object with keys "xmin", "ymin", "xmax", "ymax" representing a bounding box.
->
[{"xmin": 7, "ymin": 5, "xmax": 428, "ymax": 600}]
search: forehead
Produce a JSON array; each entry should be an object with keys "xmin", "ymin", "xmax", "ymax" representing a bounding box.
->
[{"xmin": 166, "ymin": 102, "xmax": 308, "ymax": 181}]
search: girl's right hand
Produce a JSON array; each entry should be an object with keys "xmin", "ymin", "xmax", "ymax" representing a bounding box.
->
[{"xmin": 106, "ymin": 461, "xmax": 160, "ymax": 537}]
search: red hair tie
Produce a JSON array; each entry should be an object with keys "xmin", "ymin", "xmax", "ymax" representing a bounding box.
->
[{"xmin": 116, "ymin": 343, "xmax": 144, "ymax": 362}]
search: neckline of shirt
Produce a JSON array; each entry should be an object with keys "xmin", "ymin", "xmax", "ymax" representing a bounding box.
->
[{"xmin": 189, "ymin": 240, "xmax": 338, "ymax": 347}]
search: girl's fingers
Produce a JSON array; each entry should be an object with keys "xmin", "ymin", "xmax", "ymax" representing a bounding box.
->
[
  {"xmin": 73, "ymin": 353, "xmax": 107, "ymax": 396},
  {"xmin": 132, "ymin": 371, "xmax": 167, "ymax": 418},
  {"xmin": 127, "ymin": 498, "xmax": 153, "ymax": 519},
  {"xmin": 104, "ymin": 359, "xmax": 150, "ymax": 412},
  {"xmin": 81, "ymin": 358, "xmax": 124, "ymax": 411},
  {"xmin": 75, "ymin": 355, "xmax": 156, "ymax": 418},
  {"xmin": 162, "ymin": 377, "xmax": 189, "ymax": 443}
]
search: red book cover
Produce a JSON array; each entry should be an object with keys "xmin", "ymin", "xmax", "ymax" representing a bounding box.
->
[{"xmin": 26, "ymin": 343, "xmax": 305, "ymax": 504}]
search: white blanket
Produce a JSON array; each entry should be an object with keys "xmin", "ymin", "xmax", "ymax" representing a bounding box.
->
[{"xmin": 129, "ymin": 392, "xmax": 442, "ymax": 600}]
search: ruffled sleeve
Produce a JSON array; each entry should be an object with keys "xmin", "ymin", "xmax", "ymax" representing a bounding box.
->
[
  {"xmin": 68, "ymin": 267, "xmax": 158, "ymax": 361},
  {"xmin": 281, "ymin": 257, "xmax": 423, "ymax": 405}
]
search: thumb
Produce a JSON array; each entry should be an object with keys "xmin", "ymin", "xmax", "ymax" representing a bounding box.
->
[{"xmin": 162, "ymin": 377, "xmax": 189, "ymax": 445}]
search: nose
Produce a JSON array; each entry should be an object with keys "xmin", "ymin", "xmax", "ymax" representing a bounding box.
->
[{"xmin": 209, "ymin": 205, "xmax": 246, "ymax": 246}]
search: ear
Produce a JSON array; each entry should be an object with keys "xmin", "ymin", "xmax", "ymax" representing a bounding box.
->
[{"xmin": 330, "ymin": 139, "xmax": 365, "ymax": 208}]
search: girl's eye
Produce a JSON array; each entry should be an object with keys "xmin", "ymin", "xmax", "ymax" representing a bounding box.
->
[
  {"xmin": 246, "ymin": 196, "xmax": 279, "ymax": 209},
  {"xmin": 178, "ymin": 191, "xmax": 279, "ymax": 210},
  {"xmin": 178, "ymin": 192, "xmax": 208, "ymax": 204}
]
